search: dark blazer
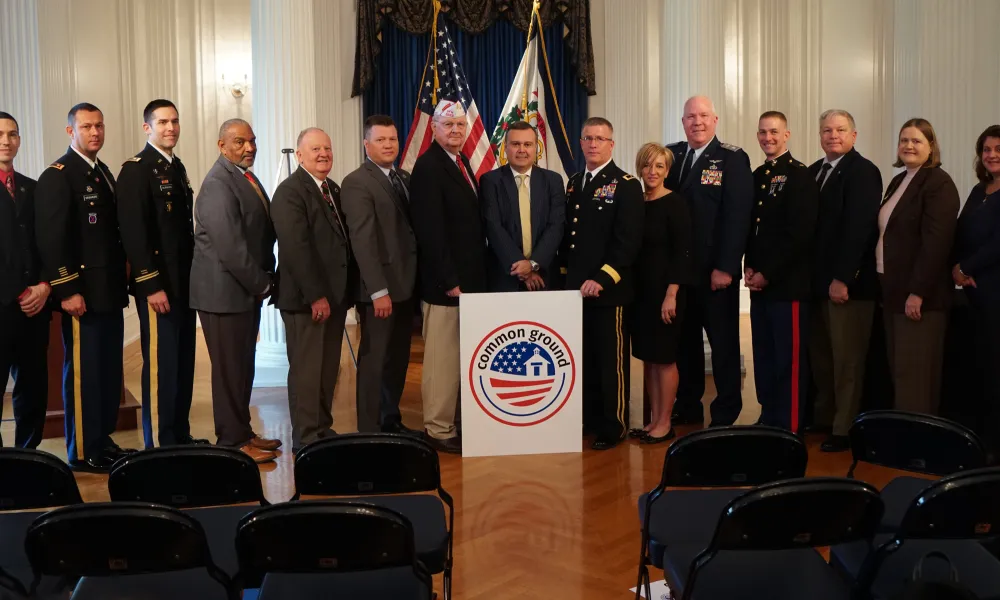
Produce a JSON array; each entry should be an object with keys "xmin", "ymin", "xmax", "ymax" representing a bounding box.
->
[
  {"xmin": 481, "ymin": 164, "xmax": 565, "ymax": 292},
  {"xmin": 665, "ymin": 136, "xmax": 754, "ymax": 277},
  {"xmin": 409, "ymin": 142, "xmax": 488, "ymax": 306},
  {"xmin": 189, "ymin": 154, "xmax": 275, "ymax": 314},
  {"xmin": 879, "ymin": 166, "xmax": 959, "ymax": 313},
  {"xmin": 116, "ymin": 143, "xmax": 195, "ymax": 304},
  {"xmin": 559, "ymin": 161, "xmax": 644, "ymax": 307},
  {"xmin": 341, "ymin": 160, "xmax": 417, "ymax": 303},
  {"xmin": 745, "ymin": 153, "xmax": 819, "ymax": 300},
  {"xmin": 955, "ymin": 183, "xmax": 1000, "ymax": 306},
  {"xmin": 0, "ymin": 171, "xmax": 39, "ymax": 306},
  {"xmin": 271, "ymin": 166, "xmax": 357, "ymax": 312},
  {"xmin": 808, "ymin": 148, "xmax": 884, "ymax": 300},
  {"xmin": 34, "ymin": 148, "xmax": 128, "ymax": 313}
]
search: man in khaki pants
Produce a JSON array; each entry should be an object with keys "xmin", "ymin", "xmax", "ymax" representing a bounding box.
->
[{"xmin": 409, "ymin": 101, "xmax": 488, "ymax": 454}]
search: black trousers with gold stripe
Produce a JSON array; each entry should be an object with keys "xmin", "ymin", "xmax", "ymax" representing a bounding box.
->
[
  {"xmin": 137, "ymin": 299, "xmax": 197, "ymax": 448},
  {"xmin": 61, "ymin": 310, "xmax": 123, "ymax": 462},
  {"xmin": 582, "ymin": 304, "xmax": 629, "ymax": 440}
]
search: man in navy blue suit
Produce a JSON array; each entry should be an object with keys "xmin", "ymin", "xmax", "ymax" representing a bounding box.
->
[{"xmin": 481, "ymin": 121, "xmax": 565, "ymax": 292}]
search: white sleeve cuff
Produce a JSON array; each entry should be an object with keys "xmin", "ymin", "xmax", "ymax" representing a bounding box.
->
[{"xmin": 370, "ymin": 288, "xmax": 389, "ymax": 300}]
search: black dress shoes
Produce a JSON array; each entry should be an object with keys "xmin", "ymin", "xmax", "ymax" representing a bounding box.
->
[
  {"xmin": 69, "ymin": 454, "xmax": 116, "ymax": 473},
  {"xmin": 820, "ymin": 434, "xmax": 850, "ymax": 453},
  {"xmin": 591, "ymin": 435, "xmax": 624, "ymax": 450},
  {"xmin": 382, "ymin": 421, "xmax": 421, "ymax": 437},
  {"xmin": 105, "ymin": 442, "xmax": 138, "ymax": 461},
  {"xmin": 640, "ymin": 429, "xmax": 677, "ymax": 445},
  {"xmin": 423, "ymin": 432, "xmax": 461, "ymax": 455},
  {"xmin": 177, "ymin": 436, "xmax": 212, "ymax": 445}
]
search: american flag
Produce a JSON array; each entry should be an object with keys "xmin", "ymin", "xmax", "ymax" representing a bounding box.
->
[
  {"xmin": 400, "ymin": 11, "xmax": 496, "ymax": 179},
  {"xmin": 487, "ymin": 342, "xmax": 557, "ymax": 408}
]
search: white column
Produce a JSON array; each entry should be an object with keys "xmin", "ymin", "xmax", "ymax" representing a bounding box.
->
[{"xmin": 249, "ymin": 0, "xmax": 362, "ymax": 387}]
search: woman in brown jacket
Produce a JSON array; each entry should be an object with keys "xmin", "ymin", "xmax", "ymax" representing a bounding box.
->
[{"xmin": 876, "ymin": 118, "xmax": 960, "ymax": 415}]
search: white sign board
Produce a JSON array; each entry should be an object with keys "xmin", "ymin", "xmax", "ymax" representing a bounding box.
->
[{"xmin": 460, "ymin": 290, "xmax": 582, "ymax": 457}]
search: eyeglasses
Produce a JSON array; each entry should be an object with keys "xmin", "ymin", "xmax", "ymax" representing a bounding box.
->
[{"xmin": 581, "ymin": 136, "xmax": 612, "ymax": 144}]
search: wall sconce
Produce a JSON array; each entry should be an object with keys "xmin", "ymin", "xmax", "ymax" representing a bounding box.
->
[{"xmin": 221, "ymin": 74, "xmax": 250, "ymax": 100}]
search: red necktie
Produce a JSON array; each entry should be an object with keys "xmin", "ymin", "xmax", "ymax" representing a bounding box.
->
[
  {"xmin": 243, "ymin": 171, "xmax": 269, "ymax": 214},
  {"xmin": 2, "ymin": 171, "xmax": 14, "ymax": 200},
  {"xmin": 456, "ymin": 155, "xmax": 475, "ymax": 191}
]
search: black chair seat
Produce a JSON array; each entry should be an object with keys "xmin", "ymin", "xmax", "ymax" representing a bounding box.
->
[
  {"xmin": 638, "ymin": 489, "xmax": 743, "ymax": 567},
  {"xmin": 831, "ymin": 535, "xmax": 1000, "ymax": 598},
  {"xmin": 71, "ymin": 569, "xmax": 231, "ymax": 600},
  {"xmin": 187, "ymin": 504, "xmax": 258, "ymax": 575},
  {"xmin": 257, "ymin": 568, "xmax": 432, "ymax": 599},
  {"xmin": 878, "ymin": 477, "xmax": 932, "ymax": 532},
  {"xmin": 663, "ymin": 544, "xmax": 852, "ymax": 599},
  {"xmin": 363, "ymin": 495, "xmax": 448, "ymax": 573}
]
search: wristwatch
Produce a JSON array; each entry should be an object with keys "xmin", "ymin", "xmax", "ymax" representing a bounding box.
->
[{"xmin": 530, "ymin": 260, "xmax": 539, "ymax": 272}]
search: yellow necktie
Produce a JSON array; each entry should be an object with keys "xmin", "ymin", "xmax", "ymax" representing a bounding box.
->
[{"xmin": 517, "ymin": 173, "xmax": 532, "ymax": 258}]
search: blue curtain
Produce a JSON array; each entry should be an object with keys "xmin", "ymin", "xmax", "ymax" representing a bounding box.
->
[{"xmin": 363, "ymin": 18, "xmax": 588, "ymax": 174}]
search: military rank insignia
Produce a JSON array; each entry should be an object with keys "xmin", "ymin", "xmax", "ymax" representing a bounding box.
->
[{"xmin": 701, "ymin": 169, "xmax": 723, "ymax": 186}]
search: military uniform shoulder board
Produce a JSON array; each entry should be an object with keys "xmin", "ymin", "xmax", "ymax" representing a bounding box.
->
[
  {"xmin": 48, "ymin": 162, "xmax": 64, "ymax": 171},
  {"xmin": 720, "ymin": 142, "xmax": 742, "ymax": 152},
  {"xmin": 124, "ymin": 156, "xmax": 142, "ymax": 164},
  {"xmin": 622, "ymin": 174, "xmax": 635, "ymax": 181}
]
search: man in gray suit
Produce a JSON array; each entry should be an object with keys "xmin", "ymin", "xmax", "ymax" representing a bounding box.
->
[
  {"xmin": 481, "ymin": 121, "xmax": 565, "ymax": 292},
  {"xmin": 190, "ymin": 118, "xmax": 279, "ymax": 463},
  {"xmin": 342, "ymin": 115, "xmax": 419, "ymax": 435},
  {"xmin": 271, "ymin": 127, "xmax": 357, "ymax": 452}
]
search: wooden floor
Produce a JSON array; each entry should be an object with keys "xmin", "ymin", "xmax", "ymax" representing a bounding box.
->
[{"xmin": 1, "ymin": 316, "xmax": 920, "ymax": 599}]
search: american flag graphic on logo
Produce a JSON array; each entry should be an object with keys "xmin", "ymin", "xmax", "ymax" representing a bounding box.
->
[{"xmin": 488, "ymin": 342, "xmax": 557, "ymax": 408}]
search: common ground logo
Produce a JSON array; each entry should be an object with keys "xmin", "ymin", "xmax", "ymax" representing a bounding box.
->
[{"xmin": 468, "ymin": 321, "xmax": 576, "ymax": 427}]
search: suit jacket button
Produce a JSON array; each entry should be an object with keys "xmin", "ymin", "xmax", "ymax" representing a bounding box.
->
[
  {"xmin": 573, "ymin": 218, "xmax": 578, "ymax": 223},
  {"xmin": 760, "ymin": 185, "xmax": 765, "ymax": 189},
  {"xmin": 570, "ymin": 244, "xmax": 575, "ymax": 249}
]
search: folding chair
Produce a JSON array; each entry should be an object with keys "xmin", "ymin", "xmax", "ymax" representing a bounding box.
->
[
  {"xmin": 635, "ymin": 425, "xmax": 807, "ymax": 599},
  {"xmin": 234, "ymin": 500, "xmax": 432, "ymax": 599},
  {"xmin": 24, "ymin": 502, "xmax": 236, "ymax": 600},
  {"xmin": 108, "ymin": 446, "xmax": 269, "ymax": 577},
  {"xmin": 836, "ymin": 466, "xmax": 1000, "ymax": 598},
  {"xmin": 293, "ymin": 433, "xmax": 453, "ymax": 599},
  {"xmin": 662, "ymin": 477, "xmax": 883, "ymax": 600},
  {"xmin": 0, "ymin": 448, "xmax": 84, "ymax": 599},
  {"xmin": 845, "ymin": 410, "xmax": 988, "ymax": 532}
]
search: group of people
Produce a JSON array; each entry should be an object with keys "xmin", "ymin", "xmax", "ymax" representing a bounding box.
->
[{"xmin": 2, "ymin": 92, "xmax": 999, "ymax": 466}]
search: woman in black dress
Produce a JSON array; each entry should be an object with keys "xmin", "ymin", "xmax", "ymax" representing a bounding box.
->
[
  {"xmin": 629, "ymin": 143, "xmax": 695, "ymax": 443},
  {"xmin": 953, "ymin": 125, "xmax": 1000, "ymax": 453}
]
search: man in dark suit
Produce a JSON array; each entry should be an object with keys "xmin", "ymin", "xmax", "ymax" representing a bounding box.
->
[
  {"xmin": 410, "ymin": 100, "xmax": 489, "ymax": 455},
  {"xmin": 35, "ymin": 103, "xmax": 135, "ymax": 471},
  {"xmin": 271, "ymin": 127, "xmax": 358, "ymax": 452},
  {"xmin": 482, "ymin": 121, "xmax": 565, "ymax": 292},
  {"xmin": 117, "ymin": 99, "xmax": 206, "ymax": 448},
  {"xmin": 745, "ymin": 111, "xmax": 819, "ymax": 432},
  {"xmin": 190, "ymin": 118, "xmax": 279, "ymax": 463},
  {"xmin": 342, "ymin": 115, "xmax": 419, "ymax": 436},
  {"xmin": 0, "ymin": 112, "xmax": 50, "ymax": 449},
  {"xmin": 560, "ymin": 116, "xmax": 643, "ymax": 450},
  {"xmin": 666, "ymin": 95, "xmax": 754, "ymax": 427},
  {"xmin": 807, "ymin": 109, "xmax": 883, "ymax": 452}
]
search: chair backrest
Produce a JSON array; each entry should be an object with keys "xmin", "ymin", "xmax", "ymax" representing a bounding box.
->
[
  {"xmin": 682, "ymin": 478, "xmax": 883, "ymax": 600},
  {"xmin": 108, "ymin": 446, "xmax": 267, "ymax": 507},
  {"xmin": 293, "ymin": 434, "xmax": 443, "ymax": 498},
  {"xmin": 660, "ymin": 426, "xmax": 808, "ymax": 488},
  {"xmin": 0, "ymin": 448, "xmax": 82, "ymax": 510},
  {"xmin": 848, "ymin": 411, "xmax": 987, "ymax": 477},
  {"xmin": 24, "ymin": 501, "xmax": 233, "ymax": 597},
  {"xmin": 234, "ymin": 500, "xmax": 433, "ymax": 591}
]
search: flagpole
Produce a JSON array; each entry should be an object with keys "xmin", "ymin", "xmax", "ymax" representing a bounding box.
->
[
  {"xmin": 533, "ymin": 2, "xmax": 575, "ymax": 160},
  {"xmin": 431, "ymin": 0, "xmax": 442, "ymax": 104},
  {"xmin": 520, "ymin": 0, "xmax": 541, "ymax": 113}
]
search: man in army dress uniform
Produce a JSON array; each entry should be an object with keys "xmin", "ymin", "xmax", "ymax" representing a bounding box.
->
[
  {"xmin": 666, "ymin": 95, "xmax": 754, "ymax": 427},
  {"xmin": 745, "ymin": 111, "xmax": 819, "ymax": 432},
  {"xmin": 35, "ymin": 103, "xmax": 135, "ymax": 471},
  {"xmin": 117, "ymin": 99, "xmax": 207, "ymax": 448},
  {"xmin": 560, "ymin": 117, "xmax": 643, "ymax": 450}
]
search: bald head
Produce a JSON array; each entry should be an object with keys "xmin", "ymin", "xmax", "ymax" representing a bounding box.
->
[
  {"xmin": 217, "ymin": 119, "xmax": 256, "ymax": 168},
  {"xmin": 682, "ymin": 95, "xmax": 719, "ymax": 149},
  {"xmin": 296, "ymin": 127, "xmax": 333, "ymax": 180}
]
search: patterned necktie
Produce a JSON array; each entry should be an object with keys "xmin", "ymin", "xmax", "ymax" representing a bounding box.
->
[
  {"xmin": 243, "ymin": 171, "xmax": 269, "ymax": 215},
  {"xmin": 678, "ymin": 148, "xmax": 695, "ymax": 183},
  {"xmin": 389, "ymin": 169, "xmax": 408, "ymax": 204},
  {"xmin": 456, "ymin": 155, "xmax": 475, "ymax": 192},
  {"xmin": 817, "ymin": 162, "xmax": 833, "ymax": 189},
  {"xmin": 1, "ymin": 170, "xmax": 14, "ymax": 200},
  {"xmin": 321, "ymin": 181, "xmax": 348, "ymax": 239},
  {"xmin": 516, "ymin": 173, "xmax": 532, "ymax": 258}
]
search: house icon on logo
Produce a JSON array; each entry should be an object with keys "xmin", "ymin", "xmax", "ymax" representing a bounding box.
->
[{"xmin": 525, "ymin": 347, "xmax": 552, "ymax": 377}]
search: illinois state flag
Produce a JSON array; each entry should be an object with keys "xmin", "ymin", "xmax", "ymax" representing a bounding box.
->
[
  {"xmin": 490, "ymin": 15, "xmax": 569, "ymax": 182},
  {"xmin": 400, "ymin": 7, "xmax": 495, "ymax": 179}
]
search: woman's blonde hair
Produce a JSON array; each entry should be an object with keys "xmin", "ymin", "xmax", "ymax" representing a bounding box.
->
[{"xmin": 635, "ymin": 143, "xmax": 674, "ymax": 189}]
